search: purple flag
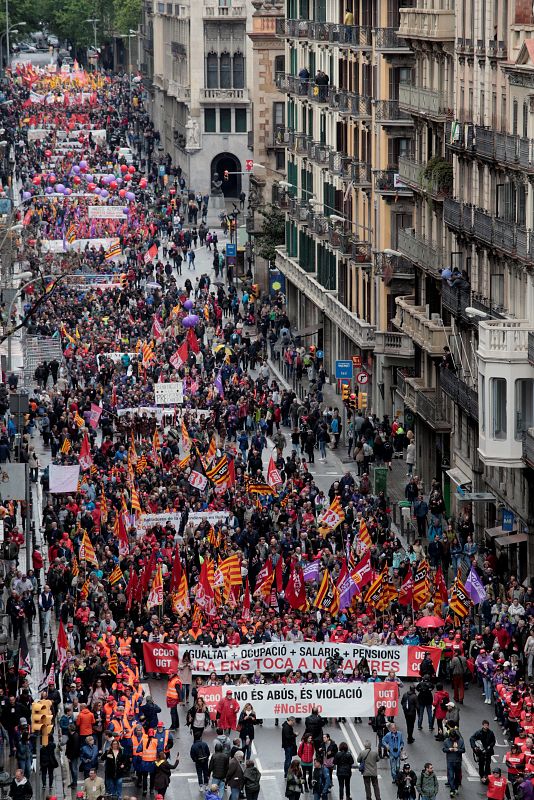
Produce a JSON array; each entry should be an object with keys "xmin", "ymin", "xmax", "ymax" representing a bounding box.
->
[
  {"xmin": 214, "ymin": 370, "xmax": 224, "ymax": 397},
  {"xmin": 465, "ymin": 565, "xmax": 486, "ymax": 604},
  {"xmin": 338, "ymin": 570, "xmax": 358, "ymax": 610},
  {"xmin": 302, "ymin": 561, "xmax": 320, "ymax": 583}
]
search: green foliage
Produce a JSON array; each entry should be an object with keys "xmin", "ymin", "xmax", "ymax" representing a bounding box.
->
[
  {"xmin": 422, "ymin": 155, "xmax": 453, "ymax": 189},
  {"xmin": 255, "ymin": 204, "xmax": 286, "ymax": 263}
]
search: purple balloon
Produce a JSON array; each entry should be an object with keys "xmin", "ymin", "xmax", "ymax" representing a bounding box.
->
[
  {"xmin": 56, "ymin": 184, "xmax": 66, "ymax": 193},
  {"xmin": 100, "ymin": 189, "xmax": 109, "ymax": 199},
  {"xmin": 85, "ymin": 174, "xmax": 93, "ymax": 182},
  {"xmin": 107, "ymin": 174, "xmax": 115, "ymax": 182},
  {"xmin": 73, "ymin": 165, "xmax": 80, "ymax": 174},
  {"xmin": 65, "ymin": 188, "xmax": 72, "ymax": 195},
  {"xmin": 102, "ymin": 176, "xmax": 111, "ymax": 185},
  {"xmin": 182, "ymin": 314, "xmax": 199, "ymax": 328},
  {"xmin": 22, "ymin": 191, "xmax": 31, "ymax": 200},
  {"xmin": 183, "ymin": 299, "xmax": 194, "ymax": 311},
  {"xmin": 93, "ymin": 187, "xmax": 101, "ymax": 195},
  {"xmin": 125, "ymin": 191, "xmax": 135, "ymax": 201},
  {"xmin": 45, "ymin": 186, "xmax": 53, "ymax": 194}
]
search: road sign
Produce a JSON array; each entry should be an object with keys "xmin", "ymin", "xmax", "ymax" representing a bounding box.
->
[
  {"xmin": 356, "ymin": 372, "xmax": 369, "ymax": 385},
  {"xmin": 226, "ymin": 243, "xmax": 237, "ymax": 257},
  {"xmin": 352, "ymin": 355, "xmax": 362, "ymax": 369},
  {"xmin": 335, "ymin": 360, "xmax": 353, "ymax": 380},
  {"xmin": 245, "ymin": 159, "xmax": 254, "ymax": 171},
  {"xmin": 502, "ymin": 509, "xmax": 515, "ymax": 532}
]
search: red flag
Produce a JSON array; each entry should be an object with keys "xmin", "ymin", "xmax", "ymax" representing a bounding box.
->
[
  {"xmin": 187, "ymin": 328, "xmax": 199, "ymax": 354},
  {"xmin": 196, "ymin": 559, "xmax": 216, "ymax": 617},
  {"xmin": 143, "ymin": 243, "xmax": 158, "ymax": 264},
  {"xmin": 398, "ymin": 572, "xmax": 414, "ymax": 607},
  {"xmin": 170, "ymin": 546, "xmax": 182, "ymax": 592},
  {"xmin": 78, "ymin": 432, "xmax": 92, "ymax": 471},
  {"xmin": 267, "ymin": 456, "xmax": 282, "ymax": 490},
  {"xmin": 285, "ymin": 565, "xmax": 308, "ymax": 611},
  {"xmin": 126, "ymin": 571, "xmax": 138, "ymax": 611},
  {"xmin": 225, "ymin": 457, "xmax": 236, "ymax": 488},
  {"xmin": 57, "ymin": 620, "xmax": 68, "ymax": 668},
  {"xmin": 141, "ymin": 551, "xmax": 156, "ymax": 594},
  {"xmin": 435, "ymin": 566, "xmax": 449, "ymax": 603},
  {"xmin": 350, "ymin": 550, "xmax": 373, "ymax": 592},
  {"xmin": 254, "ymin": 557, "xmax": 274, "ymax": 599},
  {"xmin": 242, "ymin": 578, "xmax": 251, "ymax": 620},
  {"xmin": 170, "ymin": 341, "xmax": 189, "ymax": 370},
  {"xmin": 117, "ymin": 513, "xmax": 130, "ymax": 557},
  {"xmin": 275, "ymin": 555, "xmax": 284, "ymax": 593}
]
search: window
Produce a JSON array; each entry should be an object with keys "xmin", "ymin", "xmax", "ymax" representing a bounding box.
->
[
  {"xmin": 524, "ymin": 102, "xmax": 529, "ymax": 139},
  {"xmin": 204, "ymin": 109, "xmax": 216, "ymax": 133},
  {"xmin": 220, "ymin": 108, "xmax": 231, "ymax": 132},
  {"xmin": 275, "ymin": 150, "xmax": 285, "ymax": 170},
  {"xmin": 233, "ymin": 53, "xmax": 244, "ymax": 89},
  {"xmin": 491, "ymin": 377, "xmax": 507, "ymax": 440},
  {"xmin": 481, "ymin": 375, "xmax": 485, "ymax": 433},
  {"xmin": 274, "ymin": 55, "xmax": 285, "ymax": 79},
  {"xmin": 207, "ymin": 53, "xmax": 218, "ymax": 88},
  {"xmin": 235, "ymin": 108, "xmax": 247, "ymax": 132},
  {"xmin": 220, "ymin": 52, "xmax": 232, "ymax": 88},
  {"xmin": 273, "ymin": 102, "xmax": 285, "ymax": 127},
  {"xmin": 515, "ymin": 379, "xmax": 534, "ymax": 439}
]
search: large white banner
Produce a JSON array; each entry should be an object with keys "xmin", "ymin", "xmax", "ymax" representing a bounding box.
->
[
  {"xmin": 135, "ymin": 512, "xmax": 182, "ymax": 536},
  {"xmin": 88, "ymin": 206, "xmax": 129, "ymax": 219},
  {"xmin": 41, "ymin": 238, "xmax": 116, "ymax": 253},
  {"xmin": 154, "ymin": 382, "xmax": 183, "ymax": 405},
  {"xmin": 177, "ymin": 641, "xmax": 441, "ymax": 679},
  {"xmin": 187, "ymin": 511, "xmax": 229, "ymax": 527},
  {"xmin": 198, "ymin": 682, "xmax": 398, "ymax": 719},
  {"xmin": 49, "ymin": 464, "xmax": 80, "ymax": 494}
]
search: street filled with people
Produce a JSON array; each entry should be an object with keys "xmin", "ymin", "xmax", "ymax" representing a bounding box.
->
[{"xmin": 0, "ymin": 61, "xmax": 531, "ymax": 800}]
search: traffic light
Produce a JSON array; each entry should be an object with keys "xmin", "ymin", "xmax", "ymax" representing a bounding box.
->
[
  {"xmin": 223, "ymin": 170, "xmax": 229, "ymax": 181},
  {"xmin": 32, "ymin": 699, "xmax": 54, "ymax": 744},
  {"xmin": 341, "ymin": 382, "xmax": 350, "ymax": 403},
  {"xmin": 119, "ymin": 273, "xmax": 128, "ymax": 289},
  {"xmin": 348, "ymin": 393, "xmax": 358, "ymax": 412}
]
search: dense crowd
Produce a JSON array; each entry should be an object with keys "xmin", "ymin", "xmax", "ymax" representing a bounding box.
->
[{"xmin": 0, "ymin": 59, "xmax": 532, "ymax": 800}]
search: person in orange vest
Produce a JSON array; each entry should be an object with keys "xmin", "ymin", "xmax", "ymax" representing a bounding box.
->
[
  {"xmin": 166, "ymin": 673, "xmax": 181, "ymax": 732},
  {"xmin": 487, "ymin": 768, "xmax": 511, "ymax": 800},
  {"xmin": 155, "ymin": 721, "xmax": 173, "ymax": 757},
  {"xmin": 131, "ymin": 722, "xmax": 147, "ymax": 788},
  {"xmin": 505, "ymin": 743, "xmax": 526, "ymax": 780},
  {"xmin": 140, "ymin": 728, "xmax": 158, "ymax": 796}
]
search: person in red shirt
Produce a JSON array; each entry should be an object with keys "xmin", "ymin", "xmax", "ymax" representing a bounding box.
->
[
  {"xmin": 492, "ymin": 623, "xmax": 511, "ymax": 652},
  {"xmin": 487, "ymin": 768, "xmax": 511, "ymax": 800}
]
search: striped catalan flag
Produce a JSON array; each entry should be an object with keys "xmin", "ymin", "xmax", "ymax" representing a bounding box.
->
[
  {"xmin": 218, "ymin": 554, "xmax": 242, "ymax": 587},
  {"xmin": 206, "ymin": 454, "xmax": 229, "ymax": 486},
  {"xmin": 207, "ymin": 526, "xmax": 221, "ymax": 549},
  {"xmin": 177, "ymin": 452, "xmax": 191, "ymax": 470},
  {"xmin": 205, "ymin": 436, "xmax": 217, "ymax": 464},
  {"xmin": 74, "ymin": 411, "xmax": 85, "ymax": 428},
  {"xmin": 136, "ymin": 454, "xmax": 147, "ymax": 475},
  {"xmin": 66, "ymin": 222, "xmax": 77, "ymax": 244},
  {"xmin": 142, "ymin": 341, "xmax": 155, "ymax": 364},
  {"xmin": 109, "ymin": 564, "xmax": 124, "ymax": 585},
  {"xmin": 359, "ymin": 518, "xmax": 372, "ymax": 548},
  {"xmin": 79, "ymin": 530, "xmax": 98, "ymax": 566},
  {"xmin": 131, "ymin": 487, "xmax": 142, "ymax": 515},
  {"xmin": 100, "ymin": 491, "xmax": 108, "ymax": 520},
  {"xmin": 105, "ymin": 240, "xmax": 121, "ymax": 261},
  {"xmin": 60, "ymin": 437, "xmax": 72, "ymax": 454},
  {"xmin": 79, "ymin": 579, "xmax": 90, "ymax": 600},
  {"xmin": 108, "ymin": 652, "xmax": 119, "ymax": 675},
  {"xmin": 244, "ymin": 475, "xmax": 276, "ymax": 496},
  {"xmin": 71, "ymin": 555, "xmax": 79, "ymax": 577}
]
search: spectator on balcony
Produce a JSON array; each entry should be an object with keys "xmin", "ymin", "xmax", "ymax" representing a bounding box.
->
[
  {"xmin": 441, "ymin": 346, "xmax": 455, "ymax": 371},
  {"xmin": 439, "ymin": 266, "xmax": 453, "ymax": 282},
  {"xmin": 449, "ymin": 269, "xmax": 470, "ymax": 290},
  {"xmin": 314, "ymin": 70, "xmax": 329, "ymax": 102},
  {"xmin": 298, "ymin": 67, "xmax": 310, "ymax": 95},
  {"xmin": 344, "ymin": 7, "xmax": 354, "ymax": 24}
]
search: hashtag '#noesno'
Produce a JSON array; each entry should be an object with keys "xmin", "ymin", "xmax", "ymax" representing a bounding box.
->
[{"xmin": 273, "ymin": 704, "xmax": 280, "ymax": 714}]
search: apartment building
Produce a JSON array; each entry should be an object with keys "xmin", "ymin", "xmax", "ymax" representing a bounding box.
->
[
  {"xmin": 141, "ymin": 0, "xmax": 253, "ymax": 197},
  {"xmin": 396, "ymin": 0, "xmax": 534, "ymax": 575},
  {"xmin": 274, "ymin": 0, "xmax": 416, "ymax": 416}
]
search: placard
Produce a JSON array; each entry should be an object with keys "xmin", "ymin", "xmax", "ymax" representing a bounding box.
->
[
  {"xmin": 88, "ymin": 206, "xmax": 129, "ymax": 219},
  {"xmin": 154, "ymin": 382, "xmax": 184, "ymax": 405},
  {"xmin": 135, "ymin": 512, "xmax": 182, "ymax": 536}
]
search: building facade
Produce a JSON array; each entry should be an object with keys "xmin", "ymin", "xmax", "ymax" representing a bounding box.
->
[{"xmin": 141, "ymin": 0, "xmax": 253, "ymax": 197}]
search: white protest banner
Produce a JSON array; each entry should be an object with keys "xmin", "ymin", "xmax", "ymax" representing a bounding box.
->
[
  {"xmin": 0, "ymin": 464, "xmax": 27, "ymax": 500},
  {"xmin": 41, "ymin": 238, "xmax": 117, "ymax": 253},
  {"xmin": 177, "ymin": 641, "xmax": 441, "ymax": 679},
  {"xmin": 116, "ymin": 406, "xmax": 176, "ymax": 419},
  {"xmin": 49, "ymin": 464, "xmax": 80, "ymax": 494},
  {"xmin": 135, "ymin": 512, "xmax": 182, "ymax": 536},
  {"xmin": 198, "ymin": 682, "xmax": 398, "ymax": 719},
  {"xmin": 88, "ymin": 206, "xmax": 129, "ymax": 219},
  {"xmin": 186, "ymin": 511, "xmax": 229, "ymax": 527},
  {"xmin": 96, "ymin": 352, "xmax": 137, "ymax": 366},
  {"xmin": 154, "ymin": 382, "xmax": 184, "ymax": 405}
]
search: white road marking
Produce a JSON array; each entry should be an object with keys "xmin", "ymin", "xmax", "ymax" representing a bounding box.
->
[
  {"xmin": 339, "ymin": 721, "xmax": 360, "ymax": 762},
  {"xmin": 251, "ymin": 740, "xmax": 263, "ymax": 772},
  {"xmin": 461, "ymin": 752, "xmax": 479, "ymax": 778},
  {"xmin": 347, "ymin": 718, "xmax": 365, "ymax": 751}
]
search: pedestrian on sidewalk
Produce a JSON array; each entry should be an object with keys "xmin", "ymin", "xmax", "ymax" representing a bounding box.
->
[
  {"xmin": 442, "ymin": 729, "xmax": 465, "ymax": 798},
  {"xmin": 40, "ymin": 736, "xmax": 59, "ymax": 791},
  {"xmin": 382, "ymin": 724, "xmax": 405, "ymax": 783},
  {"xmin": 243, "ymin": 759, "xmax": 261, "ymax": 800},
  {"xmin": 357, "ymin": 740, "xmax": 380, "ymax": 800}
]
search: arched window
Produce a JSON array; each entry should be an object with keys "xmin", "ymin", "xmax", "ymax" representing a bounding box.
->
[
  {"xmin": 206, "ymin": 52, "xmax": 218, "ymax": 88},
  {"xmin": 220, "ymin": 52, "xmax": 231, "ymax": 88},
  {"xmin": 233, "ymin": 52, "xmax": 244, "ymax": 89}
]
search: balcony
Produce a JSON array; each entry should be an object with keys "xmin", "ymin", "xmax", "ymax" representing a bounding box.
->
[
  {"xmin": 351, "ymin": 161, "xmax": 372, "ymax": 187},
  {"xmin": 275, "ymin": 247, "xmax": 376, "ymax": 349},
  {"xmin": 308, "ymin": 141, "xmax": 331, "ymax": 166},
  {"xmin": 271, "ymin": 126, "xmax": 290, "ymax": 148},
  {"xmin": 275, "ymin": 72, "xmax": 303, "ymax": 97},
  {"xmin": 529, "ymin": 332, "xmax": 534, "ymax": 367},
  {"xmin": 398, "ymin": 8, "xmax": 455, "ymax": 41},
  {"xmin": 374, "ymin": 100, "xmax": 412, "ymax": 125},
  {"xmin": 397, "ymin": 373, "xmax": 451, "ymax": 431},
  {"xmin": 439, "ymin": 367, "xmax": 479, "ymax": 422},
  {"xmin": 398, "ymin": 156, "xmax": 452, "ymax": 199},
  {"xmin": 445, "ymin": 120, "xmax": 534, "ymax": 175},
  {"xmin": 441, "ymin": 282, "xmax": 473, "ymax": 324},
  {"xmin": 203, "ymin": 0, "xmax": 246, "ymax": 17},
  {"xmin": 524, "ymin": 429, "xmax": 534, "ymax": 468},
  {"xmin": 308, "ymin": 82, "xmax": 330, "ymax": 104},
  {"xmin": 374, "ymin": 332, "xmax": 415, "ymax": 358},
  {"xmin": 351, "ymin": 240, "xmax": 372, "ymax": 265},
  {"xmin": 275, "ymin": 19, "xmax": 372, "ymax": 48},
  {"xmin": 375, "ymin": 251, "xmax": 415, "ymax": 285},
  {"xmin": 444, "ymin": 198, "xmax": 525, "ymax": 261},
  {"xmin": 199, "ymin": 88, "xmax": 249, "ymax": 103},
  {"xmin": 288, "ymin": 197, "xmax": 310, "ymax": 224},
  {"xmin": 289, "ymin": 132, "xmax": 311, "ymax": 155},
  {"xmin": 313, "ymin": 213, "xmax": 329, "ymax": 238},
  {"xmin": 399, "ymin": 82, "xmax": 451, "ymax": 120},
  {"xmin": 394, "ymin": 295, "xmax": 452, "ymax": 355},
  {"xmin": 329, "ymin": 151, "xmax": 352, "ymax": 178},
  {"xmin": 167, "ymin": 81, "xmax": 190, "ymax": 102},
  {"xmin": 397, "ymin": 227, "xmax": 445, "ymax": 278},
  {"xmin": 327, "ymin": 225, "xmax": 352, "ymax": 255},
  {"xmin": 374, "ymin": 27, "xmax": 410, "ymax": 51},
  {"xmin": 329, "ymin": 90, "xmax": 372, "ymax": 118},
  {"xmin": 374, "ymin": 169, "xmax": 412, "ymax": 195}
]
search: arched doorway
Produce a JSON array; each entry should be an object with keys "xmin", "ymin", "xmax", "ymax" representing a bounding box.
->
[{"xmin": 211, "ymin": 152, "xmax": 241, "ymax": 198}]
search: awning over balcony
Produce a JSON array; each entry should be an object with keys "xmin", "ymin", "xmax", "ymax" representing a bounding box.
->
[
  {"xmin": 495, "ymin": 532, "xmax": 528, "ymax": 547},
  {"xmin": 457, "ymin": 492, "xmax": 495, "ymax": 502},
  {"xmin": 485, "ymin": 525, "xmax": 517, "ymax": 538},
  {"xmin": 446, "ymin": 467, "xmax": 472, "ymax": 488}
]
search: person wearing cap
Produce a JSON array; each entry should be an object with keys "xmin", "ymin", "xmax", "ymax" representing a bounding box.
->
[
  {"xmin": 487, "ymin": 768, "xmax": 511, "ymax": 800},
  {"xmin": 216, "ymin": 691, "xmax": 240, "ymax": 736},
  {"xmin": 470, "ymin": 720, "xmax": 496, "ymax": 783},
  {"xmin": 140, "ymin": 729, "xmax": 158, "ymax": 796},
  {"xmin": 155, "ymin": 721, "xmax": 173, "ymax": 757},
  {"xmin": 504, "ymin": 741, "xmax": 526, "ymax": 781},
  {"xmin": 396, "ymin": 762, "xmax": 417, "ymax": 800}
]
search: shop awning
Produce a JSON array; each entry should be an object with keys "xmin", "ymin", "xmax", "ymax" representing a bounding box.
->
[
  {"xmin": 446, "ymin": 467, "xmax": 472, "ymax": 488},
  {"xmin": 485, "ymin": 525, "xmax": 517, "ymax": 539},
  {"xmin": 293, "ymin": 326, "xmax": 322, "ymax": 338},
  {"xmin": 458, "ymin": 492, "xmax": 496, "ymax": 502},
  {"xmin": 495, "ymin": 533, "xmax": 528, "ymax": 547}
]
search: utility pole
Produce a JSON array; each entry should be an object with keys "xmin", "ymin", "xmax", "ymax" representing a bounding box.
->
[{"xmin": 4, "ymin": 0, "xmax": 9, "ymax": 74}]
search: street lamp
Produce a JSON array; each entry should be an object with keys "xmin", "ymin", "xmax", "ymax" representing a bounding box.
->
[
  {"xmin": 1, "ymin": 21, "xmax": 25, "ymax": 73},
  {"xmin": 85, "ymin": 18, "xmax": 99, "ymax": 51},
  {"xmin": 6, "ymin": 271, "xmax": 34, "ymax": 372}
]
